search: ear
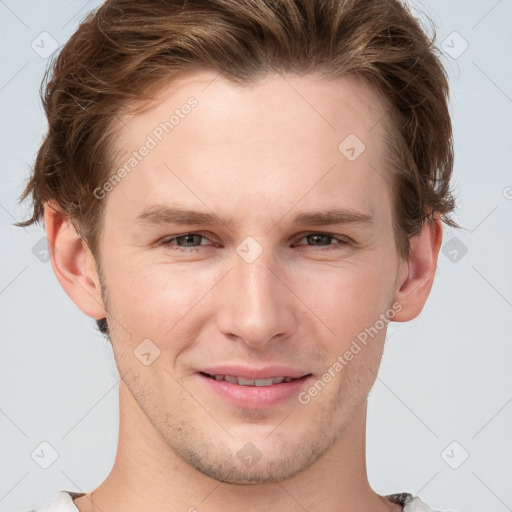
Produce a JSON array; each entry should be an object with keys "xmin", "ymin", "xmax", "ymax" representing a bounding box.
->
[
  {"xmin": 43, "ymin": 200, "xmax": 107, "ymax": 320},
  {"xmin": 391, "ymin": 216, "xmax": 443, "ymax": 322}
]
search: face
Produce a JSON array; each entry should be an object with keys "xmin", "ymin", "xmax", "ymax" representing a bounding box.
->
[{"xmin": 93, "ymin": 71, "xmax": 406, "ymax": 483}]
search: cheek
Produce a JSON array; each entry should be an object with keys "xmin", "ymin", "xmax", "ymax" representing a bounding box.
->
[
  {"xmin": 104, "ymin": 259, "xmax": 221, "ymax": 340},
  {"xmin": 103, "ymin": 240, "xmax": 397, "ymax": 352},
  {"xmin": 290, "ymin": 257, "xmax": 394, "ymax": 341}
]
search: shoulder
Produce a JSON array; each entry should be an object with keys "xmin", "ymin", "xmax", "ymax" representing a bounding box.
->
[
  {"xmin": 23, "ymin": 491, "xmax": 81, "ymax": 512},
  {"xmin": 385, "ymin": 492, "xmax": 458, "ymax": 512}
]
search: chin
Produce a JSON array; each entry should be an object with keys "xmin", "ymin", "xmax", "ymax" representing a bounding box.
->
[{"xmin": 175, "ymin": 433, "xmax": 330, "ymax": 485}]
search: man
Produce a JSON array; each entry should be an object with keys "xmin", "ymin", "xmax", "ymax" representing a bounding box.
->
[{"xmin": 17, "ymin": 0, "xmax": 460, "ymax": 511}]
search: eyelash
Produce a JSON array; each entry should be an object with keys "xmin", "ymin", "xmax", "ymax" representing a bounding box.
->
[{"xmin": 159, "ymin": 232, "xmax": 351, "ymax": 253}]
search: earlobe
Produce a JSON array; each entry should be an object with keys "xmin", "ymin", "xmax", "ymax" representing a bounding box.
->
[
  {"xmin": 391, "ymin": 216, "xmax": 443, "ymax": 322},
  {"xmin": 43, "ymin": 200, "xmax": 107, "ymax": 320}
]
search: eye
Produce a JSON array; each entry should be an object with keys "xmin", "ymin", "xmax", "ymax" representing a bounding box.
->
[
  {"xmin": 293, "ymin": 232, "xmax": 351, "ymax": 250},
  {"xmin": 159, "ymin": 231, "xmax": 352, "ymax": 254},
  {"xmin": 160, "ymin": 233, "xmax": 212, "ymax": 252}
]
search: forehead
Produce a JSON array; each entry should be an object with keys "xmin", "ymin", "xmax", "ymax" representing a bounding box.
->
[{"xmin": 105, "ymin": 71, "xmax": 393, "ymax": 231}]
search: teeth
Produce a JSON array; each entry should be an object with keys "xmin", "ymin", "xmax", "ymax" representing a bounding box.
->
[{"xmin": 210, "ymin": 374, "xmax": 297, "ymax": 386}]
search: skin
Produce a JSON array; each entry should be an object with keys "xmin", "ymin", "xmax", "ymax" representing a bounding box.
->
[{"xmin": 44, "ymin": 71, "xmax": 442, "ymax": 512}]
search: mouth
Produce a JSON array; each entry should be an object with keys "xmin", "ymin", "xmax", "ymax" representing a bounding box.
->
[
  {"xmin": 199, "ymin": 371, "xmax": 312, "ymax": 387},
  {"xmin": 197, "ymin": 371, "xmax": 313, "ymax": 409}
]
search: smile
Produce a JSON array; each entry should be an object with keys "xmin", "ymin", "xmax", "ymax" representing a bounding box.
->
[{"xmin": 200, "ymin": 372, "xmax": 302, "ymax": 386}]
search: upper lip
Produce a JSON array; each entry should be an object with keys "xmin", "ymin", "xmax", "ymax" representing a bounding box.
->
[{"xmin": 199, "ymin": 365, "xmax": 311, "ymax": 380}]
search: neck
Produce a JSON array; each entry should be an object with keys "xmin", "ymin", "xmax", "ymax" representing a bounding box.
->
[{"xmin": 74, "ymin": 381, "xmax": 398, "ymax": 512}]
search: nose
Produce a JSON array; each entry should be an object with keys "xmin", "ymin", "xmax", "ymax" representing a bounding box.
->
[{"xmin": 216, "ymin": 247, "xmax": 297, "ymax": 351}]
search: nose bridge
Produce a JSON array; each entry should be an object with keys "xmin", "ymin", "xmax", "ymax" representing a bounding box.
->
[
  {"xmin": 237, "ymin": 249, "xmax": 278, "ymax": 312},
  {"xmin": 216, "ymin": 241, "xmax": 296, "ymax": 349}
]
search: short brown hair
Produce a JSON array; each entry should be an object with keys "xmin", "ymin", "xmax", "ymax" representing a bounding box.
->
[{"xmin": 16, "ymin": 0, "xmax": 460, "ymax": 335}]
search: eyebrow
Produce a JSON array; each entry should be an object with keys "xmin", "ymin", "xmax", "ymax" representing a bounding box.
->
[{"xmin": 134, "ymin": 205, "xmax": 374, "ymax": 229}]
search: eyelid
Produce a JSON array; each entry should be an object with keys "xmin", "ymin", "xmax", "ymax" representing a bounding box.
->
[
  {"xmin": 159, "ymin": 232, "xmax": 215, "ymax": 248},
  {"xmin": 293, "ymin": 231, "xmax": 352, "ymax": 245}
]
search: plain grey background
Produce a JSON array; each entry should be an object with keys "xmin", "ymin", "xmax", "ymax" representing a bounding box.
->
[{"xmin": 1, "ymin": 1, "xmax": 511, "ymax": 511}]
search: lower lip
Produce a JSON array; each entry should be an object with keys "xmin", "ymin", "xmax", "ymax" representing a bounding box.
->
[{"xmin": 198, "ymin": 373, "xmax": 313, "ymax": 409}]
